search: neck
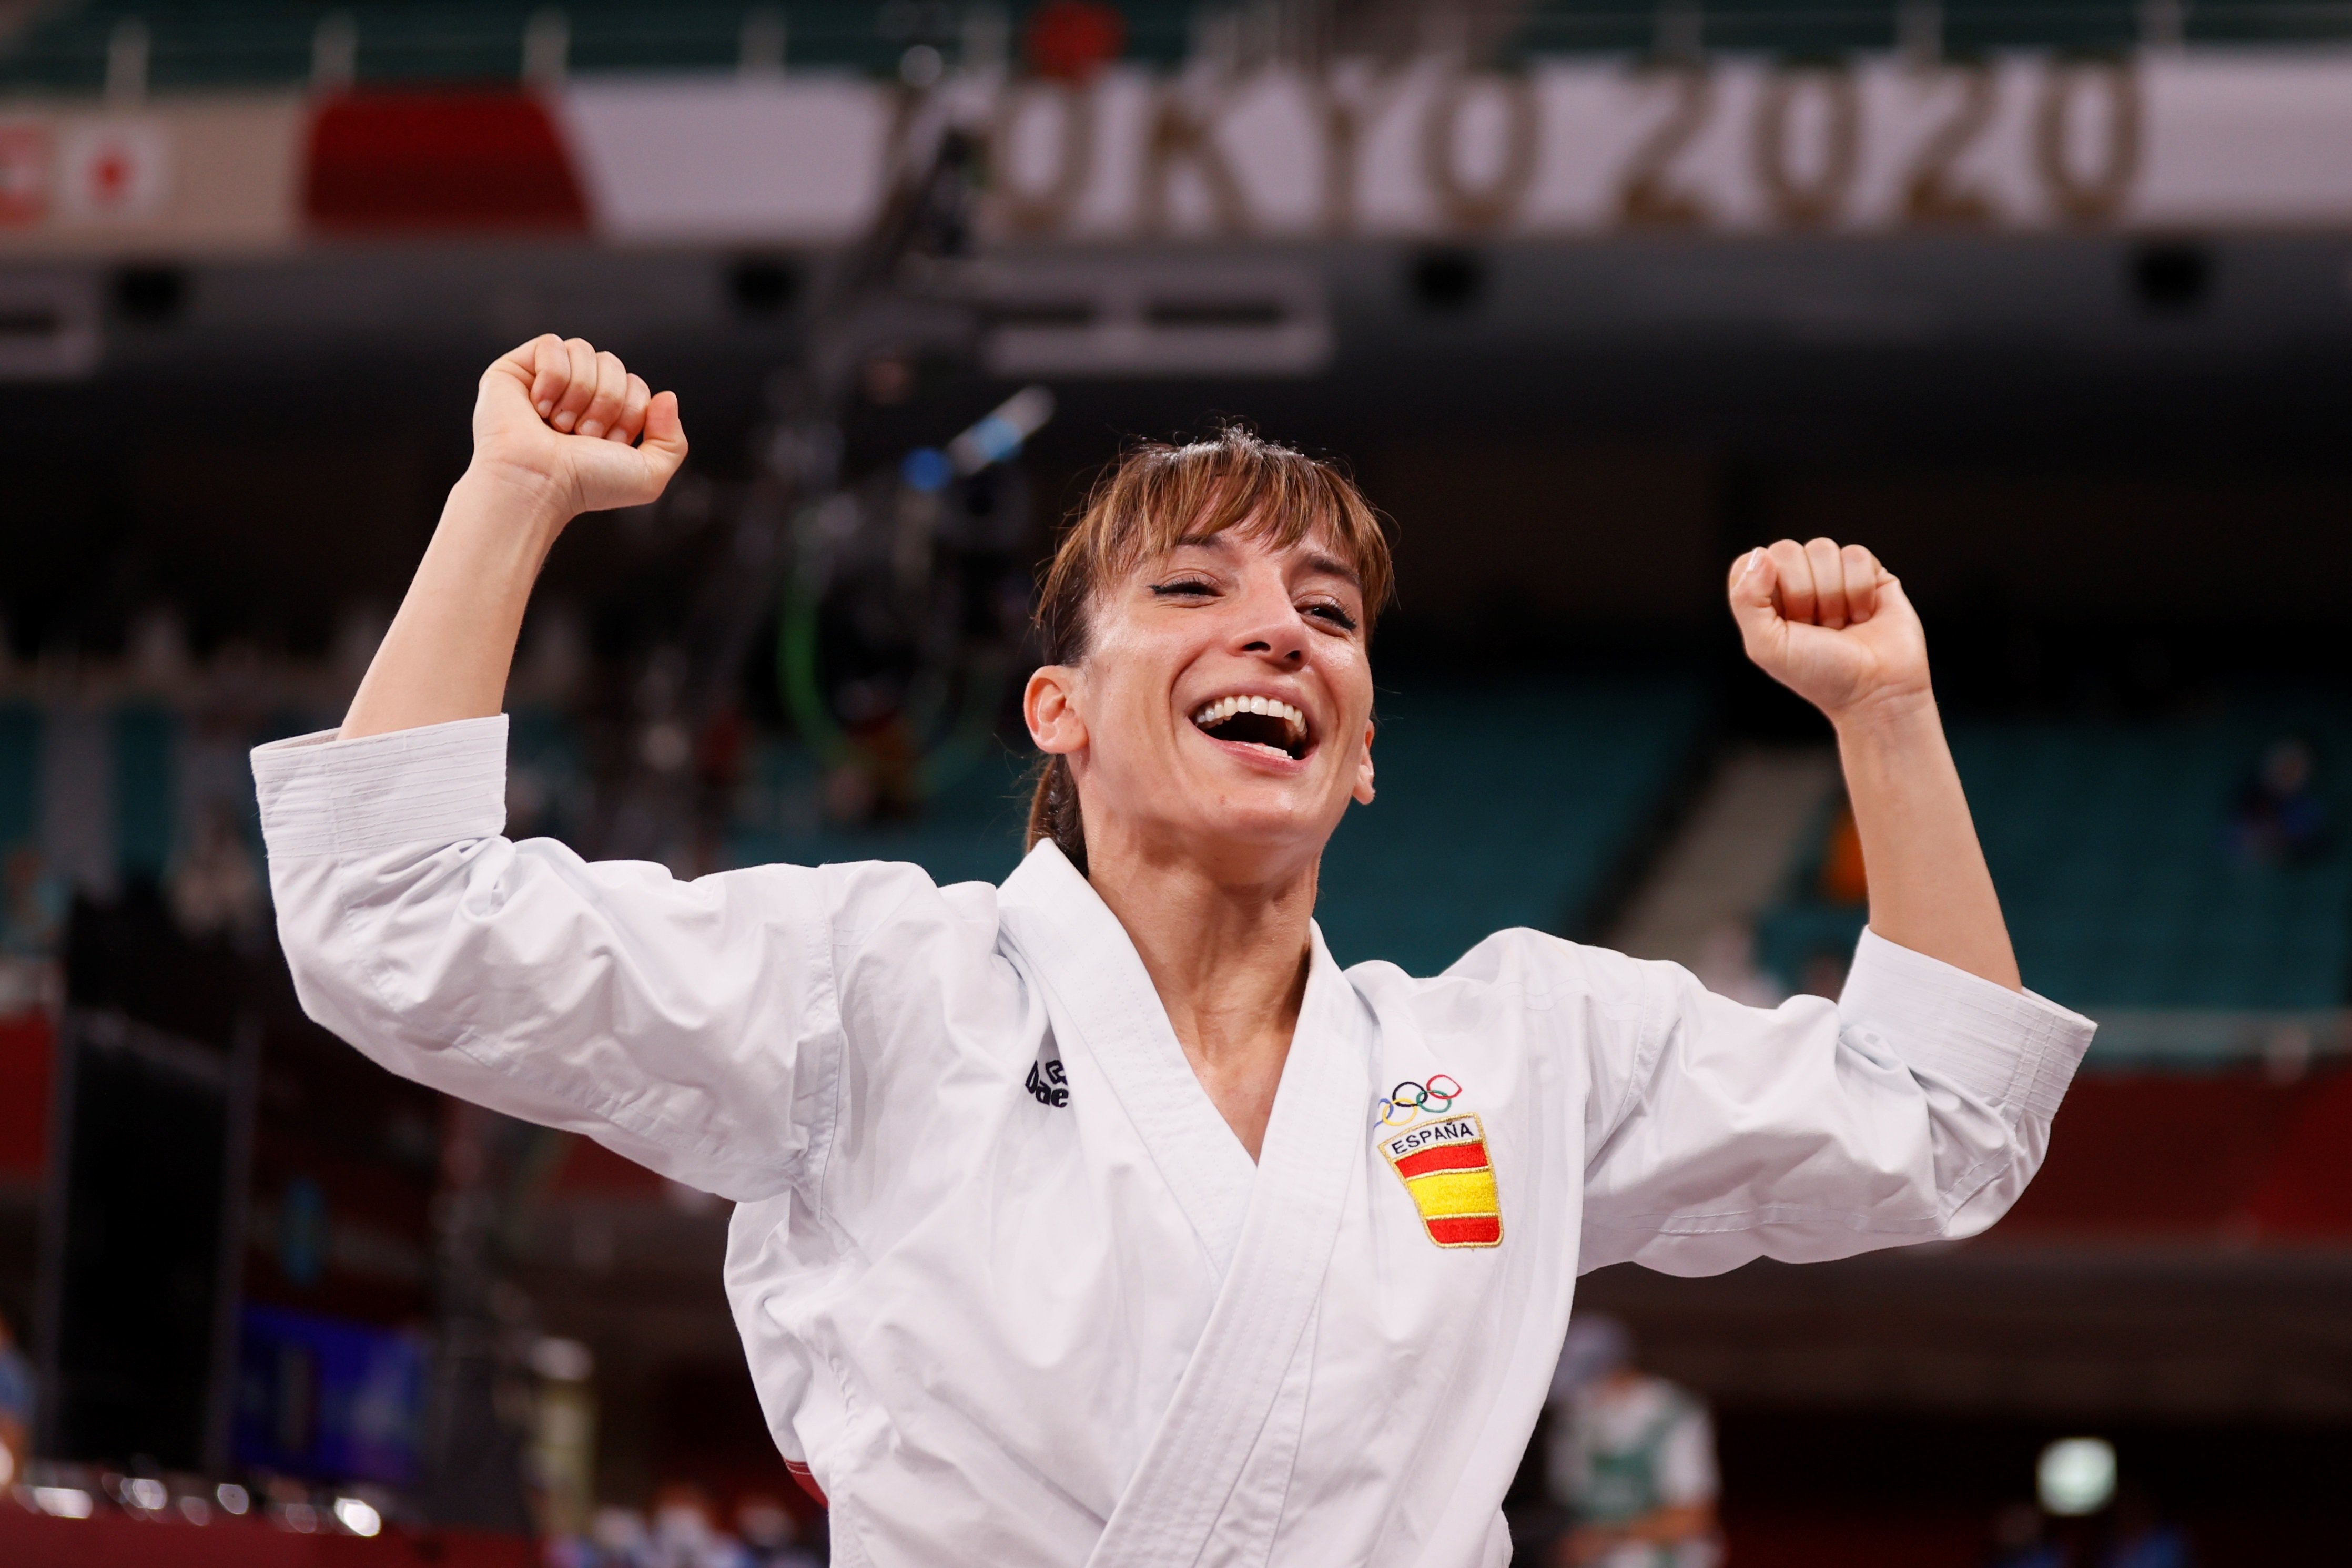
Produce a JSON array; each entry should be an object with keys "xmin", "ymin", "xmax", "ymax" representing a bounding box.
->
[{"xmin": 1082, "ymin": 825, "xmax": 1319, "ymax": 1161}]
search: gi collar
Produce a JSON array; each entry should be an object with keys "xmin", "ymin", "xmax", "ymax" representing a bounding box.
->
[
  {"xmin": 997, "ymin": 841, "xmax": 1256, "ymax": 1276},
  {"xmin": 999, "ymin": 840, "xmax": 1374, "ymax": 1567},
  {"xmin": 995, "ymin": 841, "xmax": 1370, "ymax": 1283}
]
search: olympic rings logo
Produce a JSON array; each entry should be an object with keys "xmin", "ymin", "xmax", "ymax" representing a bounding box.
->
[{"xmin": 1377, "ymin": 1075, "xmax": 1463, "ymax": 1126}]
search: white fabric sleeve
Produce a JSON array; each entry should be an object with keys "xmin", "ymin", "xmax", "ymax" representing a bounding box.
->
[
  {"xmin": 1578, "ymin": 927, "xmax": 2094, "ymax": 1275},
  {"xmin": 253, "ymin": 717, "xmax": 874, "ymax": 1204}
]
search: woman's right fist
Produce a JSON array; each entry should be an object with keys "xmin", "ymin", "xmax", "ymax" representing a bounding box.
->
[{"xmin": 471, "ymin": 334, "xmax": 688, "ymax": 520}]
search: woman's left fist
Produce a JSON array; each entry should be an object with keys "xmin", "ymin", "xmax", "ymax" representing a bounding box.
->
[{"xmin": 1727, "ymin": 538, "xmax": 1930, "ymax": 722}]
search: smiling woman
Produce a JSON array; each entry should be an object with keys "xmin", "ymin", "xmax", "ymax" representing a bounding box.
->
[
  {"xmin": 1018, "ymin": 429, "xmax": 1395, "ymax": 1154},
  {"xmin": 1022, "ymin": 426, "xmax": 1392, "ymax": 874},
  {"xmin": 253, "ymin": 337, "xmax": 2096, "ymax": 1568}
]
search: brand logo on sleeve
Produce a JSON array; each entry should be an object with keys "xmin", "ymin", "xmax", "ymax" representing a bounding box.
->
[{"xmin": 1380, "ymin": 1111, "xmax": 1502, "ymax": 1249}]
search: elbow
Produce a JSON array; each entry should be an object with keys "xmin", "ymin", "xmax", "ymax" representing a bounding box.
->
[
  {"xmin": 266, "ymin": 847, "xmax": 467, "ymax": 1047},
  {"xmin": 268, "ymin": 862, "xmax": 499, "ymax": 1102},
  {"xmin": 271, "ymin": 881, "xmax": 390, "ymax": 1046},
  {"xmin": 1938, "ymin": 1117, "xmax": 2055, "ymax": 1240},
  {"xmin": 268, "ymin": 856, "xmax": 342, "ymax": 997}
]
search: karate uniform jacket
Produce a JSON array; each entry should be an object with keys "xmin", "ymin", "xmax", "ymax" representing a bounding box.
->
[{"xmin": 254, "ymin": 717, "xmax": 2095, "ymax": 1568}]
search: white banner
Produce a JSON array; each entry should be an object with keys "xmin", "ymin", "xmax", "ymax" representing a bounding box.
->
[
  {"xmin": 0, "ymin": 96, "xmax": 302, "ymax": 255},
  {"xmin": 557, "ymin": 76, "xmax": 894, "ymax": 243},
  {"xmin": 563, "ymin": 49, "xmax": 2352, "ymax": 242},
  {"xmin": 4, "ymin": 49, "xmax": 2351, "ymax": 254}
]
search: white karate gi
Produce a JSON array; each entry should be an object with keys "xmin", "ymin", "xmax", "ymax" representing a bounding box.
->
[{"xmin": 254, "ymin": 717, "xmax": 2094, "ymax": 1568}]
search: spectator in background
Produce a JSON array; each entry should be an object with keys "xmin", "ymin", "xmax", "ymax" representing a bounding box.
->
[
  {"xmin": 0, "ymin": 1308, "xmax": 34, "ymax": 1488},
  {"xmin": 580, "ymin": 1504, "xmax": 652, "ymax": 1567},
  {"xmin": 0, "ymin": 846, "xmax": 64, "ymax": 1015},
  {"xmin": 2228, "ymin": 737, "xmax": 2328, "ymax": 867},
  {"xmin": 735, "ymin": 1493, "xmax": 823, "ymax": 1567},
  {"xmin": 1795, "ymin": 797, "xmax": 1870, "ymax": 1000},
  {"xmin": 2, "ymin": 846, "xmax": 63, "ymax": 959},
  {"xmin": 167, "ymin": 801, "xmax": 266, "ymax": 943},
  {"xmin": 646, "ymin": 1481, "xmax": 752, "ymax": 1568},
  {"xmin": 1546, "ymin": 1316, "xmax": 1722, "ymax": 1568},
  {"xmin": 1817, "ymin": 798, "xmax": 1869, "ymax": 905}
]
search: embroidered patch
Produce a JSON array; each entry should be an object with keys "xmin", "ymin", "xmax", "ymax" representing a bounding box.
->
[
  {"xmin": 1380, "ymin": 1112, "xmax": 1503, "ymax": 1249},
  {"xmin": 1376, "ymin": 1075, "xmax": 1460, "ymax": 1126}
]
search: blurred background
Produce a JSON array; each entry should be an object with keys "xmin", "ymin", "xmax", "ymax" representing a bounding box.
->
[{"xmin": 3, "ymin": 1, "xmax": 2352, "ymax": 1563}]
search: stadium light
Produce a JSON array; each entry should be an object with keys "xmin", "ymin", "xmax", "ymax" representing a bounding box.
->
[
  {"xmin": 2037, "ymin": 1437, "xmax": 2117, "ymax": 1515},
  {"xmin": 34, "ymin": 1486, "xmax": 95, "ymax": 1518},
  {"xmin": 334, "ymin": 1495, "xmax": 383, "ymax": 1537}
]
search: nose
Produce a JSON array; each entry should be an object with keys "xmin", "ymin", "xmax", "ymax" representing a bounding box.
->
[{"xmin": 1231, "ymin": 575, "xmax": 1308, "ymax": 665}]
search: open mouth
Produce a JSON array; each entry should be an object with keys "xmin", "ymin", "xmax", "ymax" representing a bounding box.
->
[{"xmin": 1190, "ymin": 694, "xmax": 1312, "ymax": 761}]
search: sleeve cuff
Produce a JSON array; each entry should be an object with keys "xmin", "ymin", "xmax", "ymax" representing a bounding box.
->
[
  {"xmin": 251, "ymin": 716, "xmax": 510, "ymax": 860},
  {"xmin": 1838, "ymin": 926, "xmax": 2095, "ymax": 1125}
]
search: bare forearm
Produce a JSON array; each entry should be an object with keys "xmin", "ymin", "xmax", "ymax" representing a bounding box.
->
[
  {"xmin": 341, "ymin": 466, "xmax": 565, "ymax": 739},
  {"xmin": 1836, "ymin": 692, "xmax": 2021, "ymax": 991},
  {"xmin": 341, "ymin": 335, "xmax": 686, "ymax": 739}
]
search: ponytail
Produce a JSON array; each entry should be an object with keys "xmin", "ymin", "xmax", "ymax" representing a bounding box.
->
[{"xmin": 1023, "ymin": 752, "xmax": 1088, "ymax": 874}]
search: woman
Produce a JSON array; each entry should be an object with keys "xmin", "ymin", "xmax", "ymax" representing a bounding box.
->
[{"xmin": 256, "ymin": 337, "xmax": 2092, "ymax": 1567}]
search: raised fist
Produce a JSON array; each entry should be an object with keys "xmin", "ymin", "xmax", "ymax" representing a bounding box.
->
[
  {"xmin": 471, "ymin": 334, "xmax": 688, "ymax": 520},
  {"xmin": 1728, "ymin": 539, "xmax": 1930, "ymax": 722}
]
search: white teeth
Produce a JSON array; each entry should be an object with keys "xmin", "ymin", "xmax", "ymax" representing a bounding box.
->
[{"xmin": 1190, "ymin": 695, "xmax": 1311, "ymax": 746}]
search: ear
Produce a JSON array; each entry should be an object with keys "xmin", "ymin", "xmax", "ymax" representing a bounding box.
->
[
  {"xmin": 1350, "ymin": 720, "xmax": 1376, "ymax": 806},
  {"xmin": 1025, "ymin": 666, "xmax": 1088, "ymax": 757}
]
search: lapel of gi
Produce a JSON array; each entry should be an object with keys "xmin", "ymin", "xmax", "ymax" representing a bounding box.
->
[
  {"xmin": 996, "ymin": 841, "xmax": 1258, "ymax": 1277},
  {"xmin": 1083, "ymin": 922, "xmax": 1372, "ymax": 1568}
]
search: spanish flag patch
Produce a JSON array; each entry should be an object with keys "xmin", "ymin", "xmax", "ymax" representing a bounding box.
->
[{"xmin": 1381, "ymin": 1113, "xmax": 1503, "ymax": 1249}]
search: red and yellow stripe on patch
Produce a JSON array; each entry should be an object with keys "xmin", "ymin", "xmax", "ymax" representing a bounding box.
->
[{"xmin": 1381, "ymin": 1113, "xmax": 1502, "ymax": 1248}]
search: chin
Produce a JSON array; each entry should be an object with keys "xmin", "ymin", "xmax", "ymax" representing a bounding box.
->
[
  {"xmin": 1189, "ymin": 791, "xmax": 1344, "ymax": 859},
  {"xmin": 1086, "ymin": 754, "xmax": 1349, "ymax": 870}
]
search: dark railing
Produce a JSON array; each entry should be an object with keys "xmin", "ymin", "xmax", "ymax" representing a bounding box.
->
[
  {"xmin": 1511, "ymin": 1, "xmax": 2352, "ymax": 59},
  {"xmin": 3, "ymin": 1, "xmax": 2350, "ymax": 96}
]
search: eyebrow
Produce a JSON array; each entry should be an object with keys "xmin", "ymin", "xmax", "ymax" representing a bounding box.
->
[
  {"xmin": 1168, "ymin": 534, "xmax": 1364, "ymax": 592},
  {"xmin": 1303, "ymin": 553, "xmax": 1364, "ymax": 592}
]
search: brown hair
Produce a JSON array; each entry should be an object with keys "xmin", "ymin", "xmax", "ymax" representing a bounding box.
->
[{"xmin": 1023, "ymin": 426, "xmax": 1395, "ymax": 873}]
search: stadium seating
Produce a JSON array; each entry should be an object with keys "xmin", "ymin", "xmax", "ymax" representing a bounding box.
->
[
  {"xmin": 114, "ymin": 706, "xmax": 176, "ymax": 882},
  {"xmin": 1758, "ymin": 707, "xmax": 2352, "ymax": 1011},
  {"xmin": 728, "ymin": 730, "xmax": 1040, "ymax": 892},
  {"xmin": 1506, "ymin": 0, "xmax": 2352, "ymax": 60},
  {"xmin": 729, "ymin": 677, "xmax": 1708, "ymax": 977},
  {"xmin": 1313, "ymin": 677, "xmax": 1706, "ymax": 974},
  {"xmin": 0, "ymin": 1, "xmax": 1199, "ymax": 92}
]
